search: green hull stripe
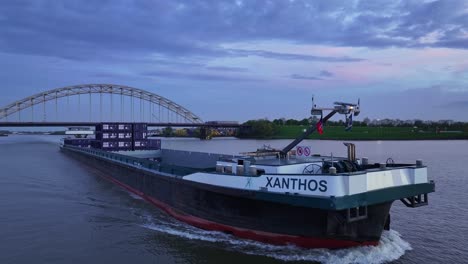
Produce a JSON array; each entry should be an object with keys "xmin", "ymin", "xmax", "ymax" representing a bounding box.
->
[{"xmin": 254, "ymin": 182, "xmax": 435, "ymax": 210}]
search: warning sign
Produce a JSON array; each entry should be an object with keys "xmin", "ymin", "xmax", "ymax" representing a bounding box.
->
[
  {"xmin": 296, "ymin": 145, "xmax": 312, "ymax": 158},
  {"xmin": 304, "ymin": 146, "xmax": 311, "ymax": 156},
  {"xmin": 297, "ymin": 146, "xmax": 303, "ymax": 156}
]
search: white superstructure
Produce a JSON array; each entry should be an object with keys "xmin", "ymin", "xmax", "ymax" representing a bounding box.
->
[{"xmin": 183, "ymin": 155, "xmax": 428, "ymax": 198}]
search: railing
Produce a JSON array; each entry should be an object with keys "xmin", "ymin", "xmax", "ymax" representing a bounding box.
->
[{"xmin": 63, "ymin": 145, "xmax": 206, "ymax": 176}]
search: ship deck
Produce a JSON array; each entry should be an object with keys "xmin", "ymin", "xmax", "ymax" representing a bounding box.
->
[
  {"xmin": 252, "ymin": 156, "xmax": 347, "ymax": 166},
  {"xmin": 61, "ymin": 145, "xmax": 435, "ymax": 210},
  {"xmin": 62, "ymin": 145, "xmax": 420, "ymax": 177}
]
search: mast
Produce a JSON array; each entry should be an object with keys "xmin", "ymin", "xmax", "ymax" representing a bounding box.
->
[{"xmin": 280, "ymin": 98, "xmax": 360, "ymax": 157}]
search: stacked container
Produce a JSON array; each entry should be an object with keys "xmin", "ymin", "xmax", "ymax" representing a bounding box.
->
[
  {"xmin": 95, "ymin": 123, "xmax": 133, "ymax": 151},
  {"xmin": 147, "ymin": 139, "xmax": 161, "ymax": 150},
  {"xmin": 87, "ymin": 123, "xmax": 161, "ymax": 152},
  {"xmin": 132, "ymin": 123, "xmax": 148, "ymax": 151},
  {"xmin": 90, "ymin": 140, "xmax": 133, "ymax": 150}
]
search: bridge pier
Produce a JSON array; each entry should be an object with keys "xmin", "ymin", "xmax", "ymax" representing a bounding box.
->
[{"xmin": 199, "ymin": 127, "xmax": 212, "ymax": 140}]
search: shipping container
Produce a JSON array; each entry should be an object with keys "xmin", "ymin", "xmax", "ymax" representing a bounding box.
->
[
  {"xmin": 96, "ymin": 123, "xmax": 116, "ymax": 131},
  {"xmin": 147, "ymin": 139, "xmax": 161, "ymax": 150},
  {"xmin": 96, "ymin": 132, "xmax": 119, "ymax": 140},
  {"xmin": 133, "ymin": 140, "xmax": 148, "ymax": 147},
  {"xmin": 132, "ymin": 123, "xmax": 148, "ymax": 132},
  {"xmin": 118, "ymin": 132, "xmax": 133, "ymax": 139},
  {"xmin": 96, "ymin": 123, "xmax": 133, "ymax": 132},
  {"xmin": 118, "ymin": 141, "xmax": 133, "ymax": 148},
  {"xmin": 117, "ymin": 124, "xmax": 133, "ymax": 131},
  {"xmin": 91, "ymin": 140, "xmax": 132, "ymax": 151},
  {"xmin": 133, "ymin": 131, "xmax": 147, "ymax": 140},
  {"xmin": 97, "ymin": 133, "xmax": 133, "ymax": 141},
  {"xmin": 93, "ymin": 122, "xmax": 151, "ymax": 151},
  {"xmin": 131, "ymin": 139, "xmax": 146, "ymax": 151}
]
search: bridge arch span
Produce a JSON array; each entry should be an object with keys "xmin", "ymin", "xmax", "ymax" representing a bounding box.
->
[{"xmin": 0, "ymin": 84, "xmax": 203, "ymax": 123}]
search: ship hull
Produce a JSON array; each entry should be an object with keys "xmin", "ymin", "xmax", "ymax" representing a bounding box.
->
[{"xmin": 63, "ymin": 148, "xmax": 392, "ymax": 249}]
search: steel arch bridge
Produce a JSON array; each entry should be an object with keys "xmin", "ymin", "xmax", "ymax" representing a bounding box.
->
[{"xmin": 0, "ymin": 84, "xmax": 203, "ymax": 124}]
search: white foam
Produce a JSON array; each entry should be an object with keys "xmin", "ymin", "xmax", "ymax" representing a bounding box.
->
[
  {"xmin": 141, "ymin": 217, "xmax": 411, "ymax": 264},
  {"xmin": 127, "ymin": 191, "xmax": 144, "ymax": 200}
]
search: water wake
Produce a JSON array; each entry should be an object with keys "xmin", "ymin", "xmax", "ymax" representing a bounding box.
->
[
  {"xmin": 126, "ymin": 191, "xmax": 144, "ymax": 200},
  {"xmin": 140, "ymin": 215, "xmax": 411, "ymax": 264}
]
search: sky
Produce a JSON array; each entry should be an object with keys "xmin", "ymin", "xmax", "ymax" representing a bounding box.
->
[{"xmin": 1, "ymin": 0, "xmax": 468, "ymax": 123}]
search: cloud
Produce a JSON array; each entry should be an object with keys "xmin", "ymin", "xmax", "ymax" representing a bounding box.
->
[
  {"xmin": 439, "ymin": 100, "xmax": 468, "ymax": 108},
  {"xmin": 290, "ymin": 74, "xmax": 324, "ymax": 81},
  {"xmin": 291, "ymin": 70, "xmax": 335, "ymax": 80},
  {"xmin": 142, "ymin": 70, "xmax": 262, "ymax": 82},
  {"xmin": 2, "ymin": 1, "xmax": 468, "ymax": 122},
  {"xmin": 1, "ymin": 0, "xmax": 467, "ymax": 64},
  {"xmin": 205, "ymin": 66, "xmax": 248, "ymax": 72},
  {"xmin": 225, "ymin": 49, "xmax": 364, "ymax": 62},
  {"xmin": 319, "ymin": 70, "xmax": 334, "ymax": 77},
  {"xmin": 91, "ymin": 72, "xmax": 129, "ymax": 79}
]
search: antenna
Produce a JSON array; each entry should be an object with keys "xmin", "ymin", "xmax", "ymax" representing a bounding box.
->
[
  {"xmin": 311, "ymin": 95, "xmax": 323, "ymax": 116},
  {"xmin": 354, "ymin": 98, "xmax": 361, "ymax": 116}
]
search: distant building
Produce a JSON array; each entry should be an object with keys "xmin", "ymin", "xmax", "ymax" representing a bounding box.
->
[{"xmin": 437, "ymin": 120, "xmax": 454, "ymax": 125}]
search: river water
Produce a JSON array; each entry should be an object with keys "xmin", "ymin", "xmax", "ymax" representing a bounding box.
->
[{"xmin": 0, "ymin": 136, "xmax": 466, "ymax": 264}]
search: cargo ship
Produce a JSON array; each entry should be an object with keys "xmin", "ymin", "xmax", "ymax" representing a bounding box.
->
[{"xmin": 61, "ymin": 100, "xmax": 435, "ymax": 249}]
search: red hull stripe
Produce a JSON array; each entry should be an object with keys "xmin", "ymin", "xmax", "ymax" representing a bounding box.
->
[{"xmin": 101, "ymin": 174, "xmax": 379, "ymax": 249}]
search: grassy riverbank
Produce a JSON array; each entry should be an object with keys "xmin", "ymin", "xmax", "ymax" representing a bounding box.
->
[{"xmin": 272, "ymin": 126, "xmax": 468, "ymax": 140}]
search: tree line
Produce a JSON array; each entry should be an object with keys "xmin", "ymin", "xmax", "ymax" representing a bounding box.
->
[{"xmin": 238, "ymin": 117, "xmax": 468, "ymax": 138}]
